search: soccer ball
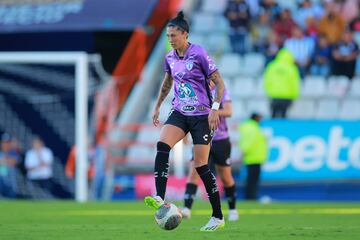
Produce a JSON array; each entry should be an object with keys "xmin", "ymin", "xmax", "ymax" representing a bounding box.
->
[{"xmin": 154, "ymin": 203, "xmax": 182, "ymax": 230}]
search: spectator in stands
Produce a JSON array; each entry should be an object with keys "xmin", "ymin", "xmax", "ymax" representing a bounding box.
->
[
  {"xmin": 350, "ymin": 11, "xmax": 360, "ymax": 33},
  {"xmin": 272, "ymin": 9, "xmax": 297, "ymax": 45},
  {"xmin": 284, "ymin": 26, "xmax": 315, "ymax": 77},
  {"xmin": 294, "ymin": 0, "xmax": 324, "ymax": 30},
  {"xmin": 339, "ymin": 0, "xmax": 359, "ymax": 23},
  {"xmin": 305, "ymin": 16, "xmax": 319, "ymax": 38},
  {"xmin": 310, "ymin": 34, "xmax": 332, "ymax": 76},
  {"xmin": 238, "ymin": 113, "xmax": 268, "ymax": 200},
  {"xmin": 259, "ymin": 0, "xmax": 281, "ymax": 22},
  {"xmin": 264, "ymin": 49, "xmax": 300, "ymax": 118},
  {"xmin": 264, "ymin": 31, "xmax": 281, "ymax": 65},
  {"xmin": 332, "ymin": 30, "xmax": 359, "ymax": 79},
  {"xmin": 11, "ymin": 136, "xmax": 25, "ymax": 175},
  {"xmin": 12, "ymin": 136, "xmax": 27, "ymax": 198},
  {"xmin": 25, "ymin": 136, "xmax": 54, "ymax": 196},
  {"xmin": 251, "ymin": 10, "xmax": 271, "ymax": 53},
  {"xmin": 318, "ymin": 2, "xmax": 346, "ymax": 45},
  {"xmin": 224, "ymin": 0, "xmax": 251, "ymax": 55},
  {"xmin": 246, "ymin": 0, "xmax": 260, "ymax": 17},
  {"xmin": 0, "ymin": 133, "xmax": 19, "ymax": 198}
]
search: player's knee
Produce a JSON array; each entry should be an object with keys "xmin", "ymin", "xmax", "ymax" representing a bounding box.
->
[
  {"xmin": 189, "ymin": 171, "xmax": 200, "ymax": 183},
  {"xmin": 221, "ymin": 175, "xmax": 235, "ymax": 187},
  {"xmin": 157, "ymin": 141, "xmax": 171, "ymax": 153}
]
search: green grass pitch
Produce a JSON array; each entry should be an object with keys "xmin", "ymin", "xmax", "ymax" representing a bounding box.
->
[{"xmin": 0, "ymin": 200, "xmax": 359, "ymax": 240}]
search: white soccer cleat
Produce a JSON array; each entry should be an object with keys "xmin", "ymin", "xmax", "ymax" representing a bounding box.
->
[
  {"xmin": 228, "ymin": 209, "xmax": 239, "ymax": 221},
  {"xmin": 200, "ymin": 216, "xmax": 225, "ymax": 232},
  {"xmin": 181, "ymin": 207, "xmax": 191, "ymax": 219}
]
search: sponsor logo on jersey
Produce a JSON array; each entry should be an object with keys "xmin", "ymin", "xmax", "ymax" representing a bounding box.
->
[
  {"xmin": 209, "ymin": 63, "xmax": 216, "ymax": 71},
  {"xmin": 206, "ymin": 55, "xmax": 216, "ymax": 70},
  {"xmin": 179, "ymin": 82, "xmax": 196, "ymax": 98},
  {"xmin": 182, "ymin": 106, "xmax": 196, "ymax": 112},
  {"xmin": 175, "ymin": 71, "xmax": 185, "ymax": 80},
  {"xmin": 198, "ymin": 106, "xmax": 207, "ymax": 111}
]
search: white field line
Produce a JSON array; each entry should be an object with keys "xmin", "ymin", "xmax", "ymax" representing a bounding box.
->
[{"xmin": 61, "ymin": 208, "xmax": 360, "ymax": 216}]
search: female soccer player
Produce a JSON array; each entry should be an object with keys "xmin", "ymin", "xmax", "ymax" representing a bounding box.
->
[
  {"xmin": 144, "ymin": 11, "xmax": 226, "ymax": 231},
  {"xmin": 181, "ymin": 85, "xmax": 239, "ymax": 222}
]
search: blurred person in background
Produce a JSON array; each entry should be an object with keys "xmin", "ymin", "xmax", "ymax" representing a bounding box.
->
[
  {"xmin": 181, "ymin": 83, "xmax": 238, "ymax": 222},
  {"xmin": 224, "ymin": 0, "xmax": 251, "ymax": 55},
  {"xmin": 305, "ymin": 16, "xmax": 319, "ymax": 38},
  {"xmin": 264, "ymin": 31, "xmax": 281, "ymax": 65},
  {"xmin": 144, "ymin": 11, "xmax": 226, "ymax": 231},
  {"xmin": 251, "ymin": 10, "xmax": 272, "ymax": 53},
  {"xmin": 264, "ymin": 49, "xmax": 300, "ymax": 118},
  {"xmin": 25, "ymin": 136, "xmax": 54, "ymax": 196},
  {"xmin": 0, "ymin": 133, "xmax": 19, "ymax": 198},
  {"xmin": 259, "ymin": 0, "xmax": 281, "ymax": 22},
  {"xmin": 246, "ymin": 0, "xmax": 260, "ymax": 18},
  {"xmin": 238, "ymin": 113, "xmax": 268, "ymax": 200},
  {"xmin": 339, "ymin": 0, "xmax": 359, "ymax": 24},
  {"xmin": 11, "ymin": 136, "xmax": 25, "ymax": 175},
  {"xmin": 318, "ymin": 1, "xmax": 346, "ymax": 45},
  {"xmin": 294, "ymin": 0, "xmax": 324, "ymax": 30},
  {"xmin": 349, "ymin": 10, "xmax": 360, "ymax": 33},
  {"xmin": 332, "ymin": 29, "xmax": 359, "ymax": 79},
  {"xmin": 310, "ymin": 34, "xmax": 332, "ymax": 76},
  {"xmin": 272, "ymin": 9, "xmax": 297, "ymax": 45},
  {"xmin": 11, "ymin": 136, "xmax": 27, "ymax": 198},
  {"xmin": 284, "ymin": 26, "xmax": 315, "ymax": 77}
]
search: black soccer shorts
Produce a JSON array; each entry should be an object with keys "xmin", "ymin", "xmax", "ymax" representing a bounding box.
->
[
  {"xmin": 209, "ymin": 138, "xmax": 231, "ymax": 166},
  {"xmin": 164, "ymin": 110, "xmax": 212, "ymax": 145}
]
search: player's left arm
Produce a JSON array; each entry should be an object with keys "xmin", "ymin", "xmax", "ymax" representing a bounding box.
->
[
  {"xmin": 208, "ymin": 70, "xmax": 225, "ymax": 130},
  {"xmin": 208, "ymin": 70, "xmax": 225, "ymax": 104},
  {"xmin": 217, "ymin": 101, "xmax": 232, "ymax": 118}
]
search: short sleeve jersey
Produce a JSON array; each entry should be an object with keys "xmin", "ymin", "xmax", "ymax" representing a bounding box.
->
[
  {"xmin": 164, "ymin": 43, "xmax": 217, "ymax": 116},
  {"xmin": 212, "ymin": 88, "xmax": 231, "ymax": 141}
]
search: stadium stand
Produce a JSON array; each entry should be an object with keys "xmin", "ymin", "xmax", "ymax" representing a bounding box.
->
[{"xmin": 120, "ymin": 0, "xmax": 360, "ymax": 182}]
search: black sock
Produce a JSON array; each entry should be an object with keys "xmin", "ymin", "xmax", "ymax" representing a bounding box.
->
[
  {"xmin": 196, "ymin": 164, "xmax": 223, "ymax": 219},
  {"xmin": 184, "ymin": 183, "xmax": 198, "ymax": 209},
  {"xmin": 224, "ymin": 184, "xmax": 236, "ymax": 210},
  {"xmin": 154, "ymin": 142, "xmax": 171, "ymax": 200}
]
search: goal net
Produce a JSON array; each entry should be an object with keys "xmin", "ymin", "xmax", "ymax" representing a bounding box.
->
[{"xmin": 0, "ymin": 52, "xmax": 105, "ymax": 202}]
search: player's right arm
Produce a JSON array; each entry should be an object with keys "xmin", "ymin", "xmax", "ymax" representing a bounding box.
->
[
  {"xmin": 217, "ymin": 101, "xmax": 232, "ymax": 118},
  {"xmin": 153, "ymin": 72, "xmax": 173, "ymax": 126}
]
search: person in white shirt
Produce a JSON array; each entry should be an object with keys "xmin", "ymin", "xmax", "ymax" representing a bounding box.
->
[
  {"xmin": 25, "ymin": 136, "xmax": 53, "ymax": 194},
  {"xmin": 284, "ymin": 26, "xmax": 315, "ymax": 77}
]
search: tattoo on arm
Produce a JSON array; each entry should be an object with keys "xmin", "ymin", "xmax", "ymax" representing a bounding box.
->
[
  {"xmin": 208, "ymin": 71, "xmax": 225, "ymax": 103},
  {"xmin": 156, "ymin": 73, "xmax": 173, "ymax": 107}
]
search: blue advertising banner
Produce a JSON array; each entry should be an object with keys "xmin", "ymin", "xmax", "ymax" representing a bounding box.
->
[
  {"xmin": 0, "ymin": 0, "xmax": 158, "ymax": 33},
  {"xmin": 260, "ymin": 120, "xmax": 360, "ymax": 181}
]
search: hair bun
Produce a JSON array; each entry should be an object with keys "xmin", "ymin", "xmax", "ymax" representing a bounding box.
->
[{"xmin": 177, "ymin": 11, "xmax": 184, "ymax": 19}]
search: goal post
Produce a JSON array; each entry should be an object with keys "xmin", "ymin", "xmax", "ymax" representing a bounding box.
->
[{"xmin": 0, "ymin": 52, "xmax": 89, "ymax": 202}]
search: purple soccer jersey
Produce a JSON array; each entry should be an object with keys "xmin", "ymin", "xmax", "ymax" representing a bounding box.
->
[
  {"xmin": 164, "ymin": 43, "xmax": 217, "ymax": 116},
  {"xmin": 212, "ymin": 88, "xmax": 231, "ymax": 141}
]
